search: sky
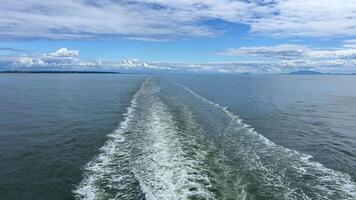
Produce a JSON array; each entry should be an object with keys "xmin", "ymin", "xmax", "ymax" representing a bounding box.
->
[{"xmin": 0, "ymin": 0, "xmax": 356, "ymax": 73}]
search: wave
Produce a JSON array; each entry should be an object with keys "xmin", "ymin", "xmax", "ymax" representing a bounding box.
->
[{"xmin": 74, "ymin": 78, "xmax": 356, "ymax": 200}]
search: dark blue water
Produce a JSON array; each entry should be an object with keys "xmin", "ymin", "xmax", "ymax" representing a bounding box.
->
[
  {"xmin": 0, "ymin": 74, "xmax": 146, "ymax": 200},
  {"xmin": 1, "ymin": 74, "xmax": 356, "ymax": 200},
  {"xmin": 170, "ymin": 74, "xmax": 356, "ymax": 182}
]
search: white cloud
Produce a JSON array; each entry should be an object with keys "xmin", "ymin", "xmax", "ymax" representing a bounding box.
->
[
  {"xmin": 2, "ymin": 48, "xmax": 172, "ymax": 70},
  {"xmin": 0, "ymin": 0, "xmax": 355, "ymax": 40},
  {"xmin": 118, "ymin": 59, "xmax": 150, "ymax": 68},
  {"xmin": 122, "ymin": 37, "xmax": 171, "ymax": 42},
  {"xmin": 343, "ymin": 40, "xmax": 356, "ymax": 48},
  {"xmin": 309, "ymin": 49, "xmax": 356, "ymax": 59},
  {"xmin": 215, "ymin": 43, "xmax": 356, "ymax": 73},
  {"xmin": 248, "ymin": 0, "xmax": 356, "ymax": 37},
  {"xmin": 217, "ymin": 45, "xmax": 356, "ymax": 59},
  {"xmin": 2, "ymin": 47, "xmax": 356, "ymax": 74},
  {"xmin": 216, "ymin": 45, "xmax": 309, "ymax": 59},
  {"xmin": 46, "ymin": 48, "xmax": 79, "ymax": 58},
  {"xmin": 13, "ymin": 57, "xmax": 46, "ymax": 67}
]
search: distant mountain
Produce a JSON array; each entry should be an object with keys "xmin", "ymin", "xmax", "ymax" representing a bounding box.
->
[
  {"xmin": 286, "ymin": 70, "xmax": 356, "ymax": 75},
  {"xmin": 288, "ymin": 70, "xmax": 324, "ymax": 75}
]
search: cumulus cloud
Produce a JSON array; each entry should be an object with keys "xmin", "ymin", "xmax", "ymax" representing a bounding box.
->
[
  {"xmin": 46, "ymin": 48, "xmax": 79, "ymax": 58},
  {"xmin": 0, "ymin": 0, "xmax": 355, "ymax": 40},
  {"xmin": 1, "ymin": 46, "xmax": 356, "ymax": 74},
  {"xmin": 0, "ymin": 47, "xmax": 261, "ymax": 73},
  {"xmin": 2, "ymin": 48, "xmax": 81, "ymax": 68},
  {"xmin": 13, "ymin": 57, "xmax": 46, "ymax": 67},
  {"xmin": 1, "ymin": 48, "xmax": 174, "ymax": 71},
  {"xmin": 215, "ymin": 43, "xmax": 356, "ymax": 73}
]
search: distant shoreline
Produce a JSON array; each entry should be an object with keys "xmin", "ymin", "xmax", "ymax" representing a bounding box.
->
[
  {"xmin": 283, "ymin": 70, "xmax": 356, "ymax": 75},
  {"xmin": 1, "ymin": 70, "xmax": 355, "ymax": 75}
]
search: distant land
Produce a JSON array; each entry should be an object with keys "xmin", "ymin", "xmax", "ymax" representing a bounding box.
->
[
  {"xmin": 1, "ymin": 70, "xmax": 355, "ymax": 75},
  {"xmin": 286, "ymin": 70, "xmax": 356, "ymax": 75},
  {"xmin": 0, "ymin": 70, "xmax": 121, "ymax": 74}
]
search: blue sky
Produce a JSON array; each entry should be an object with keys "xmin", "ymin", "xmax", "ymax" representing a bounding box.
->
[{"xmin": 0, "ymin": 0, "xmax": 356, "ymax": 73}]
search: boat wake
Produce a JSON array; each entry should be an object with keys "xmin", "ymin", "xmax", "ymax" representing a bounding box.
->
[{"xmin": 74, "ymin": 78, "xmax": 356, "ymax": 200}]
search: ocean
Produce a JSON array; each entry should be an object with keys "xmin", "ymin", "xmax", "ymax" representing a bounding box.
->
[{"xmin": 0, "ymin": 74, "xmax": 356, "ymax": 200}]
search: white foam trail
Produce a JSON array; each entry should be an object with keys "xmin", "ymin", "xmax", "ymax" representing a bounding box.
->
[
  {"xmin": 74, "ymin": 79, "xmax": 216, "ymax": 200},
  {"xmin": 173, "ymin": 81, "xmax": 272, "ymax": 144},
  {"xmin": 131, "ymin": 98, "xmax": 215, "ymax": 200},
  {"xmin": 173, "ymin": 80, "xmax": 356, "ymax": 199},
  {"xmin": 73, "ymin": 87, "xmax": 141, "ymax": 199},
  {"xmin": 74, "ymin": 78, "xmax": 356, "ymax": 200}
]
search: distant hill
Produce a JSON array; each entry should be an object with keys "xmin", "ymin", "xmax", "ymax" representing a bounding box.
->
[
  {"xmin": 287, "ymin": 70, "xmax": 356, "ymax": 75},
  {"xmin": 287, "ymin": 70, "xmax": 324, "ymax": 75}
]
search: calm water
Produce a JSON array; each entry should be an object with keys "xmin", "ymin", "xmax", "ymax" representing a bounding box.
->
[
  {"xmin": 0, "ymin": 74, "xmax": 356, "ymax": 200},
  {"xmin": 170, "ymin": 74, "xmax": 356, "ymax": 182},
  {"xmin": 0, "ymin": 74, "xmax": 146, "ymax": 200}
]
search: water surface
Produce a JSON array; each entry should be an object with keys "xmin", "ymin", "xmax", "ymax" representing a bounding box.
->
[
  {"xmin": 1, "ymin": 74, "xmax": 356, "ymax": 200},
  {"xmin": 0, "ymin": 74, "xmax": 145, "ymax": 200}
]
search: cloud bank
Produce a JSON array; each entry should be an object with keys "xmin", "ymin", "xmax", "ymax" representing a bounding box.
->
[
  {"xmin": 1, "ymin": 46, "xmax": 355, "ymax": 74},
  {"xmin": 215, "ymin": 43, "xmax": 356, "ymax": 73},
  {"xmin": 217, "ymin": 45, "xmax": 356, "ymax": 60},
  {"xmin": 1, "ymin": 0, "xmax": 355, "ymax": 40}
]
